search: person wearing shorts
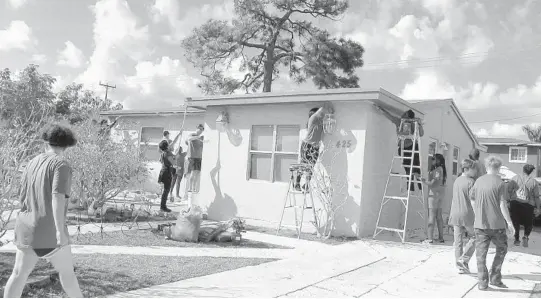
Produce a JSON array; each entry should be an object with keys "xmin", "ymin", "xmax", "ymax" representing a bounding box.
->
[
  {"xmin": 295, "ymin": 103, "xmax": 332, "ymax": 191},
  {"xmin": 170, "ymin": 146, "xmax": 186, "ymax": 201},
  {"xmin": 4, "ymin": 124, "xmax": 83, "ymax": 298},
  {"xmin": 421, "ymin": 153, "xmax": 447, "ymax": 244},
  {"xmin": 185, "ymin": 124, "xmax": 204, "ymax": 194}
]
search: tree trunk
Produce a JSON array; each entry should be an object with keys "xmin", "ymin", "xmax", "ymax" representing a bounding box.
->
[{"xmin": 263, "ymin": 48, "xmax": 274, "ymax": 93}]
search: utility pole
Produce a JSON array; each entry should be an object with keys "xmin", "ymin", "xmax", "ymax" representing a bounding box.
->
[{"xmin": 99, "ymin": 81, "xmax": 116, "ymax": 101}]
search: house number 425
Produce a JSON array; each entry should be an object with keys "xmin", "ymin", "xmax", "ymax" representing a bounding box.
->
[{"xmin": 335, "ymin": 140, "xmax": 352, "ymax": 148}]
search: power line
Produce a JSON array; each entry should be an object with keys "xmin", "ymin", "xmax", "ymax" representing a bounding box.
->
[
  {"xmin": 99, "ymin": 81, "xmax": 116, "ymax": 101},
  {"xmin": 468, "ymin": 111, "xmax": 541, "ymax": 124}
]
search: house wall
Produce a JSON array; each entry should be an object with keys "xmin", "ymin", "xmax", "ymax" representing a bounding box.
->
[
  {"xmin": 107, "ymin": 114, "xmax": 205, "ymax": 193},
  {"xmin": 480, "ymin": 145, "xmax": 540, "ymax": 177},
  {"xmin": 197, "ymin": 101, "xmax": 370, "ymax": 237},
  {"xmin": 411, "ymin": 101, "xmax": 479, "ymax": 223}
]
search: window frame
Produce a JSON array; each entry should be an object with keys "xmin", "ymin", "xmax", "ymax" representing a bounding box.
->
[
  {"xmin": 247, "ymin": 124, "xmax": 301, "ymax": 183},
  {"xmin": 509, "ymin": 146, "xmax": 527, "ymax": 163},
  {"xmin": 139, "ymin": 126, "xmax": 165, "ymax": 146},
  {"xmin": 139, "ymin": 126, "xmax": 165, "ymax": 162},
  {"xmin": 452, "ymin": 146, "xmax": 460, "ymax": 176}
]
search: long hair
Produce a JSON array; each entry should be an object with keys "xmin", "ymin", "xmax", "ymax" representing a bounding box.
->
[{"xmin": 432, "ymin": 153, "xmax": 447, "ymax": 185}]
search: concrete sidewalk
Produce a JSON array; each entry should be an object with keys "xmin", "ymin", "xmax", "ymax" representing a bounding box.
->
[
  {"xmin": 109, "ymin": 241, "xmax": 384, "ymax": 298},
  {"xmin": 109, "ymin": 237, "xmax": 541, "ymax": 298}
]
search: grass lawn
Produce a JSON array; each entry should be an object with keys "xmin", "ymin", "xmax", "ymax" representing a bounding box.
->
[
  {"xmin": 0, "ymin": 253, "xmax": 276, "ymax": 298},
  {"xmin": 245, "ymin": 224, "xmax": 358, "ymax": 245},
  {"xmin": 71, "ymin": 230, "xmax": 293, "ymax": 249}
]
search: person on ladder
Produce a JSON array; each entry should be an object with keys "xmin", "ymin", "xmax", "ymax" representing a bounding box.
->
[
  {"xmin": 295, "ymin": 102, "xmax": 333, "ymax": 191},
  {"xmin": 375, "ymin": 107, "xmax": 424, "ymax": 192}
]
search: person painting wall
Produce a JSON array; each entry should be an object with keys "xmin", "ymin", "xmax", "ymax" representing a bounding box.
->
[
  {"xmin": 295, "ymin": 102, "xmax": 333, "ymax": 191},
  {"xmin": 375, "ymin": 106, "xmax": 425, "ymax": 192},
  {"xmin": 185, "ymin": 124, "xmax": 205, "ymax": 195}
]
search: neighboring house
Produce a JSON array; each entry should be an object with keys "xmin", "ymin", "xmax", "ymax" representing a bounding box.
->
[
  {"xmin": 185, "ymin": 89, "xmax": 484, "ymax": 238},
  {"xmin": 478, "ymin": 137, "xmax": 541, "ymax": 178},
  {"xmin": 101, "ymin": 107, "xmax": 206, "ymax": 193}
]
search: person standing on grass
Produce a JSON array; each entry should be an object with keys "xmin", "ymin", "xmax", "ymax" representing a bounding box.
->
[
  {"xmin": 469, "ymin": 148, "xmax": 486, "ymax": 181},
  {"xmin": 170, "ymin": 145, "xmax": 186, "ymax": 202},
  {"xmin": 506, "ymin": 164, "xmax": 541, "ymax": 248},
  {"xmin": 448, "ymin": 159, "xmax": 477, "ymax": 274},
  {"xmin": 469, "ymin": 156, "xmax": 515, "ymax": 291},
  {"xmin": 4, "ymin": 124, "xmax": 83, "ymax": 298},
  {"xmin": 421, "ymin": 153, "xmax": 447, "ymax": 244},
  {"xmin": 185, "ymin": 124, "xmax": 205, "ymax": 194},
  {"xmin": 158, "ymin": 140, "xmax": 174, "ymax": 213}
]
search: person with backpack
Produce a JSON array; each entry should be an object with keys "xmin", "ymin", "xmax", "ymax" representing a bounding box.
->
[{"xmin": 506, "ymin": 164, "xmax": 541, "ymax": 247}]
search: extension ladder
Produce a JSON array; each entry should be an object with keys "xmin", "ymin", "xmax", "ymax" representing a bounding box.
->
[
  {"xmin": 277, "ymin": 163, "xmax": 319, "ymax": 239},
  {"xmin": 373, "ymin": 118, "xmax": 427, "ymax": 243}
]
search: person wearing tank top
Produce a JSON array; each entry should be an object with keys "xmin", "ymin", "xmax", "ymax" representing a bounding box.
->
[{"xmin": 295, "ymin": 103, "xmax": 333, "ymax": 191}]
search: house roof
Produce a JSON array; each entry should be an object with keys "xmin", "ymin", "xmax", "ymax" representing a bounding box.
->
[
  {"xmin": 186, "ymin": 88, "xmax": 425, "ymax": 117},
  {"xmin": 100, "ymin": 106, "xmax": 206, "ymax": 117},
  {"xmin": 477, "ymin": 137, "xmax": 541, "ymax": 146},
  {"xmin": 408, "ymin": 98, "xmax": 487, "ymax": 152}
]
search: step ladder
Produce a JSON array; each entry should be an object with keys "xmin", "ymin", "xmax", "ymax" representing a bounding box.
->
[
  {"xmin": 373, "ymin": 118, "xmax": 427, "ymax": 243},
  {"xmin": 277, "ymin": 163, "xmax": 319, "ymax": 239}
]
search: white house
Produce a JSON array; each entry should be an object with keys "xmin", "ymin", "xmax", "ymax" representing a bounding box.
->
[
  {"xmin": 101, "ymin": 89, "xmax": 484, "ymax": 238},
  {"xmin": 101, "ymin": 107, "xmax": 206, "ymax": 193}
]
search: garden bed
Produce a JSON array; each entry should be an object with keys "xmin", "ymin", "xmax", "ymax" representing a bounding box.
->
[
  {"xmin": 0, "ymin": 253, "xmax": 276, "ymax": 298},
  {"xmin": 71, "ymin": 230, "xmax": 293, "ymax": 249},
  {"xmin": 245, "ymin": 224, "xmax": 358, "ymax": 246}
]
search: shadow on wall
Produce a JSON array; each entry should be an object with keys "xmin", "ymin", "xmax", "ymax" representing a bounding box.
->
[
  {"xmin": 206, "ymin": 134, "xmax": 238, "ymax": 221},
  {"xmin": 315, "ymin": 128, "xmax": 360, "ymax": 237},
  {"xmin": 225, "ymin": 124, "xmax": 243, "ymax": 147}
]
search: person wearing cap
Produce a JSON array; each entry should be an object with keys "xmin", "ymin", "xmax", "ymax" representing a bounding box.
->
[
  {"xmin": 448, "ymin": 158, "xmax": 477, "ymax": 274},
  {"xmin": 506, "ymin": 164, "xmax": 541, "ymax": 247}
]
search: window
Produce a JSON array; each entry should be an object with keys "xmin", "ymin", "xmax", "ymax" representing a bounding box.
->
[
  {"xmin": 140, "ymin": 127, "xmax": 164, "ymax": 161},
  {"xmin": 452, "ymin": 146, "xmax": 460, "ymax": 175},
  {"xmin": 248, "ymin": 125, "xmax": 300, "ymax": 182},
  {"xmin": 509, "ymin": 146, "xmax": 527, "ymax": 163}
]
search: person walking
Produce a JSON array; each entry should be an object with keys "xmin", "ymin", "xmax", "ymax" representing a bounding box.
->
[
  {"xmin": 448, "ymin": 159, "xmax": 477, "ymax": 274},
  {"xmin": 469, "ymin": 148, "xmax": 486, "ymax": 181},
  {"xmin": 506, "ymin": 164, "xmax": 541, "ymax": 247},
  {"xmin": 469, "ymin": 156, "xmax": 515, "ymax": 290},
  {"xmin": 4, "ymin": 124, "xmax": 83, "ymax": 298}
]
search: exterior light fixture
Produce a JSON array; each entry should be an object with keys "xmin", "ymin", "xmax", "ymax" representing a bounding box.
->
[
  {"xmin": 440, "ymin": 142, "xmax": 449, "ymax": 151},
  {"xmin": 323, "ymin": 113, "xmax": 336, "ymax": 134},
  {"xmin": 216, "ymin": 111, "xmax": 229, "ymax": 132}
]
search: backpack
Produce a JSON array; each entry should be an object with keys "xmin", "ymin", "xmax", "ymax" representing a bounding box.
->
[{"xmin": 515, "ymin": 176, "xmax": 532, "ymax": 203}]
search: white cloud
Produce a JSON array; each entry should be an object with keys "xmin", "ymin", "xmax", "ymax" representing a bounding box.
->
[
  {"xmin": 474, "ymin": 122, "xmax": 537, "ymax": 138},
  {"xmin": 77, "ymin": 0, "xmax": 150, "ymax": 87},
  {"xmin": 0, "ymin": 20, "xmax": 34, "ymax": 51},
  {"xmin": 400, "ymin": 70, "xmax": 461, "ymax": 100},
  {"xmin": 124, "ymin": 56, "xmax": 200, "ymax": 109},
  {"xmin": 52, "ymin": 75, "xmax": 69, "ymax": 93},
  {"xmin": 460, "ymin": 25, "xmax": 494, "ymax": 66},
  {"xmin": 151, "ymin": 0, "xmax": 234, "ymax": 44},
  {"xmin": 57, "ymin": 41, "xmax": 85, "ymax": 68},
  {"xmin": 7, "ymin": 0, "xmax": 28, "ymax": 10},
  {"xmin": 31, "ymin": 54, "xmax": 47, "ymax": 64}
]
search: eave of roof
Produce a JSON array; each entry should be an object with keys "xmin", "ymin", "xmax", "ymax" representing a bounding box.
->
[
  {"xmin": 100, "ymin": 107, "xmax": 206, "ymax": 117},
  {"xmin": 186, "ymin": 88, "xmax": 424, "ymax": 117},
  {"xmin": 407, "ymin": 98, "xmax": 487, "ymax": 152}
]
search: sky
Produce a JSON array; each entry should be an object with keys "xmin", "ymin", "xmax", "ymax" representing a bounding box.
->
[{"xmin": 1, "ymin": 0, "xmax": 541, "ymax": 139}]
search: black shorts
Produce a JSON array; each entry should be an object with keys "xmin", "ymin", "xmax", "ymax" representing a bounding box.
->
[
  {"xmin": 186, "ymin": 158, "xmax": 202, "ymax": 174},
  {"xmin": 34, "ymin": 248, "xmax": 56, "ymax": 257}
]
